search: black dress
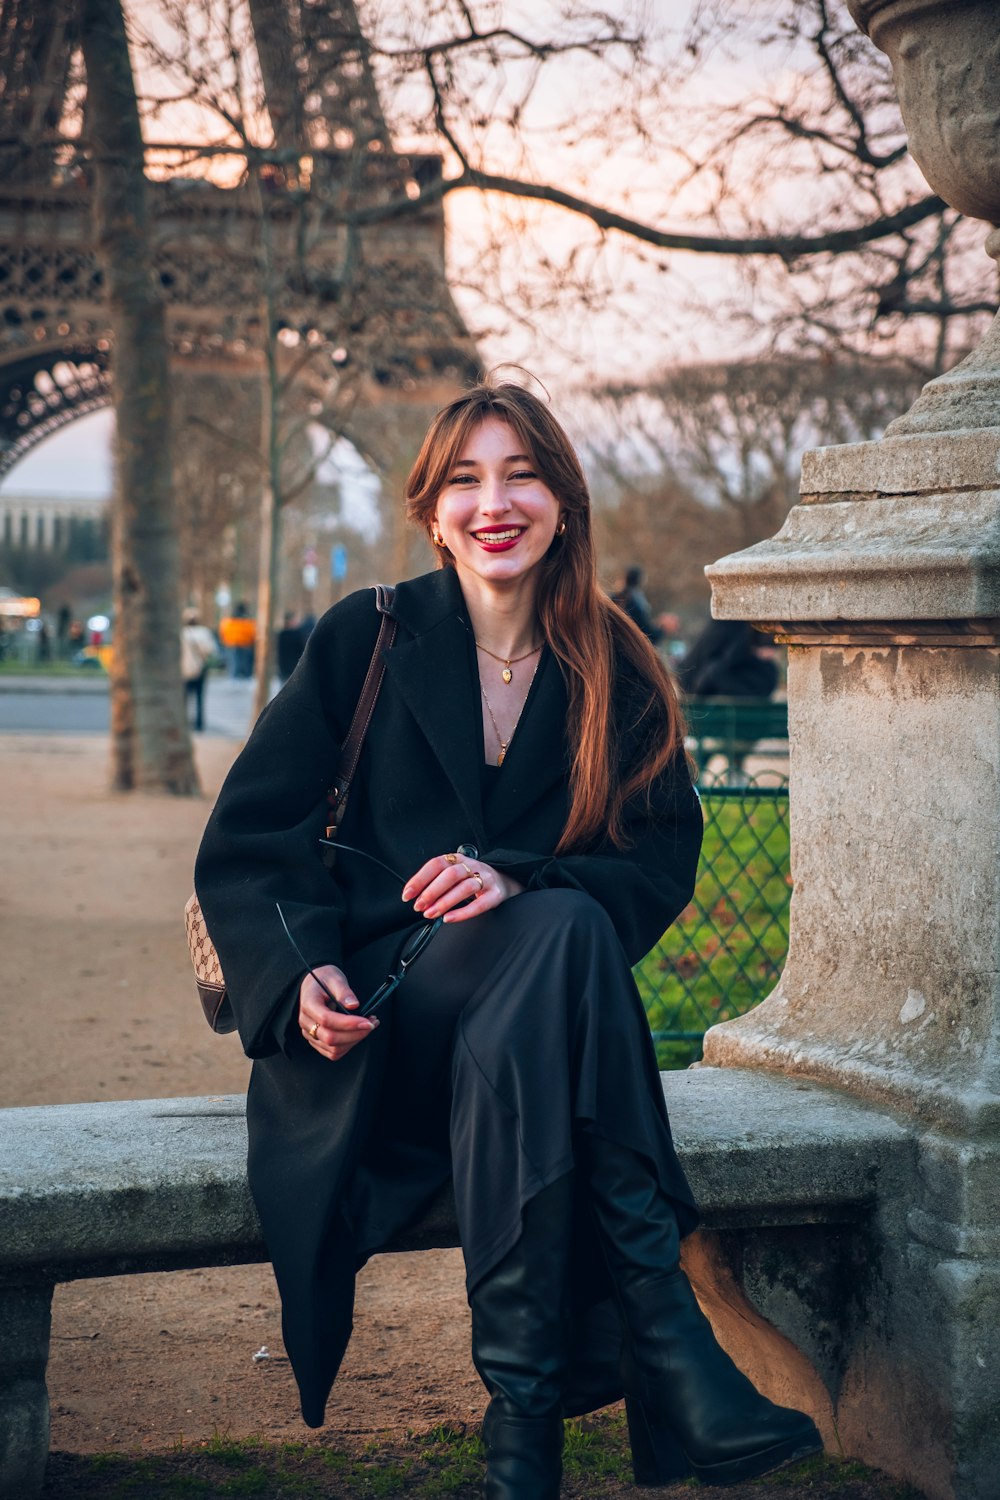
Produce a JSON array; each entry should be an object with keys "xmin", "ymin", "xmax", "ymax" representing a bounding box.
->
[{"xmin": 195, "ymin": 569, "xmax": 704, "ymax": 1425}]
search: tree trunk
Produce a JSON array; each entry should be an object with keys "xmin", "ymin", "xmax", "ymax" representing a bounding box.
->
[
  {"xmin": 252, "ymin": 176, "xmax": 281, "ymax": 723},
  {"xmin": 252, "ymin": 372, "xmax": 279, "ymax": 723},
  {"xmin": 79, "ymin": 0, "xmax": 199, "ymax": 794}
]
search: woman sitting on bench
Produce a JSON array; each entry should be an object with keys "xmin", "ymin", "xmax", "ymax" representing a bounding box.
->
[{"xmin": 194, "ymin": 378, "xmax": 821, "ymax": 1497}]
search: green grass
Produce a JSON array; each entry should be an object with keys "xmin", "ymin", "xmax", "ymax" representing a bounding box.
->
[
  {"xmin": 758, "ymin": 1452, "xmax": 925, "ymax": 1497},
  {"xmin": 561, "ymin": 1411, "xmax": 632, "ymax": 1483},
  {"xmin": 634, "ymin": 791, "xmax": 792, "ymax": 1070},
  {"xmin": 43, "ymin": 1429, "xmax": 927, "ymax": 1499},
  {"xmin": 0, "ymin": 657, "xmax": 96, "ymax": 675},
  {"xmin": 45, "ymin": 1428, "xmax": 480, "ymax": 1499}
]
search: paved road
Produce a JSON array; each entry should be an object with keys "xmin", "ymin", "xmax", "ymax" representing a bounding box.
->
[{"xmin": 0, "ymin": 674, "xmax": 262, "ymax": 738}]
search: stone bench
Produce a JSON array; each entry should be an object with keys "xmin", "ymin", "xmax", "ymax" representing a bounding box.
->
[{"xmin": 0, "ymin": 1067, "xmax": 913, "ymax": 1499}]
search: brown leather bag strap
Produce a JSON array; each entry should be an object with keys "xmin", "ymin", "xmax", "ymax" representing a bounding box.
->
[
  {"xmin": 324, "ymin": 585, "xmax": 396, "ymax": 855},
  {"xmin": 336, "ymin": 584, "xmax": 396, "ymax": 789}
]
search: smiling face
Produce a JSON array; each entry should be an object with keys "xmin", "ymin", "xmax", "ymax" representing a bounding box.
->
[{"xmin": 430, "ymin": 417, "xmax": 562, "ymax": 599}]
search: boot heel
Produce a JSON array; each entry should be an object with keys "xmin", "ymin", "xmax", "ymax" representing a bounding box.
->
[{"xmin": 624, "ymin": 1393, "xmax": 691, "ymax": 1486}]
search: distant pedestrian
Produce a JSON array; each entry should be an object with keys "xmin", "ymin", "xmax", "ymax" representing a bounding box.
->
[
  {"xmin": 612, "ymin": 566, "xmax": 679, "ymax": 646},
  {"xmin": 276, "ymin": 611, "xmax": 306, "ymax": 684},
  {"xmin": 56, "ymin": 604, "xmax": 72, "ymax": 659},
  {"xmin": 675, "ymin": 619, "xmax": 778, "ymax": 700},
  {"xmin": 181, "ymin": 607, "xmax": 218, "ymax": 732},
  {"xmin": 218, "ymin": 601, "xmax": 256, "ymax": 679}
]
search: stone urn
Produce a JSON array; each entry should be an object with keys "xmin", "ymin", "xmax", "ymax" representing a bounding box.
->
[{"xmin": 847, "ymin": 0, "xmax": 1000, "ymax": 432}]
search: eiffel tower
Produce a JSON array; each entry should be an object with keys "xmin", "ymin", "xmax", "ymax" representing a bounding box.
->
[{"xmin": 0, "ymin": 0, "xmax": 480, "ymax": 492}]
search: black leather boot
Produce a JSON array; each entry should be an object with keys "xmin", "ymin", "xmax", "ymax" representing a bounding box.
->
[
  {"xmin": 581, "ymin": 1135, "xmax": 822, "ymax": 1488},
  {"xmin": 469, "ymin": 1174, "xmax": 573, "ymax": 1500}
]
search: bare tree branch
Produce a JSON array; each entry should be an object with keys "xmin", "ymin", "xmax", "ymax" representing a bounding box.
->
[{"xmin": 344, "ymin": 166, "xmax": 946, "ymax": 260}]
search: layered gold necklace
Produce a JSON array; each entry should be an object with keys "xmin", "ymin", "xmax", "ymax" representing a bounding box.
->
[
  {"xmin": 475, "ymin": 638, "xmax": 542, "ymax": 685},
  {"xmin": 479, "ymin": 652, "xmax": 541, "ymax": 766}
]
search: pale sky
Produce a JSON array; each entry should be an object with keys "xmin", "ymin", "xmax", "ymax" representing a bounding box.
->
[{"xmin": 4, "ymin": 410, "xmax": 115, "ymax": 496}]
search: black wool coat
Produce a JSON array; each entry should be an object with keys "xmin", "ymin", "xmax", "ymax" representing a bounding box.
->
[{"xmin": 195, "ymin": 566, "xmax": 704, "ymax": 1425}]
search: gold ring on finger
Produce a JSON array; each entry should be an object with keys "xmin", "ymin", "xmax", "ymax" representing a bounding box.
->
[
  {"xmin": 471, "ymin": 871, "xmax": 484, "ymax": 892},
  {"xmin": 309, "ymin": 1022, "xmax": 320, "ymax": 1039},
  {"xmin": 444, "ymin": 852, "xmax": 458, "ymax": 864}
]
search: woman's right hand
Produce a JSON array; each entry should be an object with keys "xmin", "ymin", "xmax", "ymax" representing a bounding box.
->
[{"xmin": 298, "ymin": 964, "xmax": 378, "ymax": 1061}]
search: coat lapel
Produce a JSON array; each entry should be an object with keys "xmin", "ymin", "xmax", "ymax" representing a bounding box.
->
[
  {"xmin": 384, "ymin": 567, "xmax": 572, "ymax": 848},
  {"xmin": 383, "ymin": 571, "xmax": 485, "ymax": 840}
]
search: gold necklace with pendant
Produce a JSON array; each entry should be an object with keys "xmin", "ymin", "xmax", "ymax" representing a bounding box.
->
[
  {"xmin": 475, "ymin": 639, "xmax": 542, "ymax": 685},
  {"xmin": 480, "ymin": 657, "xmax": 540, "ymax": 766}
]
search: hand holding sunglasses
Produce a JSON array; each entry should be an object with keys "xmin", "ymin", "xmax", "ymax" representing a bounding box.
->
[
  {"xmin": 277, "ymin": 839, "xmax": 455, "ymax": 1061},
  {"xmin": 294, "ymin": 957, "xmax": 377, "ymax": 1062}
]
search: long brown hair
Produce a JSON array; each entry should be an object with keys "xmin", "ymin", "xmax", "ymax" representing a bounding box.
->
[{"xmin": 405, "ymin": 379, "xmax": 686, "ymax": 853}]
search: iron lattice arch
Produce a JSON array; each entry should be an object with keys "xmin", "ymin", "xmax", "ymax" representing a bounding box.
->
[
  {"xmin": 0, "ymin": 0, "xmax": 480, "ymax": 478},
  {"xmin": 0, "ymin": 347, "xmax": 110, "ymax": 479}
]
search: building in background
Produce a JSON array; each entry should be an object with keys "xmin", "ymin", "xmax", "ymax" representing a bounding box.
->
[{"xmin": 0, "ymin": 488, "xmax": 108, "ymax": 554}]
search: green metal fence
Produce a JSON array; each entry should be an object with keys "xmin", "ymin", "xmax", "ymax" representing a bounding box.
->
[{"xmin": 634, "ymin": 781, "xmax": 791, "ymax": 1070}]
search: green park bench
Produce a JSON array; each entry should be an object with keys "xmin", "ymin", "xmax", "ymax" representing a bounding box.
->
[{"xmin": 683, "ymin": 696, "xmax": 789, "ymax": 782}]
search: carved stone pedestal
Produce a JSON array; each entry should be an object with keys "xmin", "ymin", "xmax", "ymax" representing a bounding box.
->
[
  {"xmin": 702, "ymin": 430, "xmax": 1000, "ymax": 1498},
  {"xmin": 705, "ymin": 428, "xmax": 1000, "ymax": 1125},
  {"xmin": 696, "ymin": 3, "xmax": 1000, "ymax": 1490}
]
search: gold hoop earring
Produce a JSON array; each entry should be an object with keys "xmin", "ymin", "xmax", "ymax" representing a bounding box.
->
[
  {"xmin": 433, "ymin": 530, "xmax": 446, "ymax": 547},
  {"xmin": 556, "ymin": 518, "xmax": 567, "ymax": 536}
]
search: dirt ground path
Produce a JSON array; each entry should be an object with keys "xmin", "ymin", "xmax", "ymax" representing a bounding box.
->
[{"xmin": 1, "ymin": 732, "xmax": 483, "ymax": 1454}]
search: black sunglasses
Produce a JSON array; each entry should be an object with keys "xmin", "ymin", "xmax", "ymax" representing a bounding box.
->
[{"xmin": 275, "ymin": 839, "xmax": 452, "ymax": 1019}]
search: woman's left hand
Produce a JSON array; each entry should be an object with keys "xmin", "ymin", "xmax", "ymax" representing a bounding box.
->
[{"xmin": 402, "ymin": 853, "xmax": 524, "ymax": 924}]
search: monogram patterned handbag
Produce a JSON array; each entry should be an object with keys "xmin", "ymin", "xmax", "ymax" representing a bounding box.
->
[{"xmin": 185, "ymin": 587, "xmax": 397, "ymax": 1033}]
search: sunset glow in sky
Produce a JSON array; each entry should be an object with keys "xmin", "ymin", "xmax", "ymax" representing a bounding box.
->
[{"xmin": 4, "ymin": 1, "xmax": 981, "ymax": 500}]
